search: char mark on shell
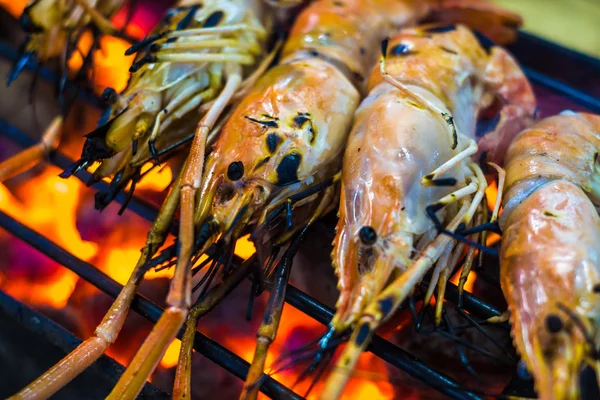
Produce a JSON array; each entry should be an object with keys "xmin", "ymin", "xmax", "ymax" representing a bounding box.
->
[{"xmin": 276, "ymin": 153, "xmax": 302, "ymax": 186}]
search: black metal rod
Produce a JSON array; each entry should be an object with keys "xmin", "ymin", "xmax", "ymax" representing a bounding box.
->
[
  {"xmin": 0, "ymin": 209, "xmax": 301, "ymax": 400},
  {"xmin": 0, "ymin": 119, "xmax": 160, "ymax": 225},
  {"xmin": 523, "ymin": 67, "xmax": 600, "ymax": 113},
  {"xmin": 285, "ymin": 286, "xmax": 484, "ymax": 400},
  {"xmin": 0, "ymin": 290, "xmax": 170, "ymax": 399}
]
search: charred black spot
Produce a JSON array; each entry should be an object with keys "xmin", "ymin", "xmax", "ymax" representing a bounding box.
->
[
  {"xmin": 266, "ymin": 133, "xmax": 282, "ymax": 154},
  {"xmin": 293, "ymin": 114, "xmax": 310, "ymax": 128},
  {"xmin": 203, "ymin": 10, "xmax": 224, "ymax": 28},
  {"xmin": 101, "ymin": 87, "xmax": 118, "ymax": 104},
  {"xmin": 593, "ymin": 284, "xmax": 600, "ymax": 294},
  {"xmin": 333, "ymin": 1, "xmax": 344, "ymax": 6},
  {"xmin": 389, "ymin": 43, "xmax": 415, "ymax": 56},
  {"xmin": 380, "ymin": 38, "xmax": 389, "ymax": 58},
  {"xmin": 355, "ymin": 323, "xmax": 371, "ymax": 346},
  {"xmin": 227, "ymin": 161, "xmax": 244, "ymax": 181},
  {"xmin": 473, "ymin": 30, "xmax": 494, "ymax": 54},
  {"xmin": 125, "ymin": 33, "xmax": 168, "ymax": 55},
  {"xmin": 359, "ymin": 226, "xmax": 377, "ymax": 245},
  {"xmin": 254, "ymin": 157, "xmax": 270, "ymax": 171},
  {"xmin": 245, "ymin": 116, "xmax": 278, "ymax": 129},
  {"xmin": 424, "ymin": 25, "xmax": 456, "ymax": 34},
  {"xmin": 442, "ymin": 112, "xmax": 457, "ymax": 149},
  {"xmin": 276, "ymin": 153, "xmax": 302, "ymax": 186},
  {"xmin": 543, "ymin": 210, "xmax": 558, "ymax": 218},
  {"xmin": 440, "ymin": 46, "xmax": 458, "ymax": 55},
  {"xmin": 429, "ymin": 177, "xmax": 458, "ymax": 186},
  {"xmin": 352, "ymin": 71, "xmax": 364, "ymax": 82},
  {"xmin": 545, "ymin": 314, "xmax": 563, "ymax": 333},
  {"xmin": 177, "ymin": 5, "xmax": 200, "ymax": 30},
  {"xmin": 360, "ymin": 47, "xmax": 366, "ymax": 56},
  {"xmin": 594, "ymin": 152, "xmax": 598, "ymax": 164},
  {"xmin": 19, "ymin": 10, "xmax": 42, "ymax": 33},
  {"xmin": 129, "ymin": 54, "xmax": 158, "ymax": 73},
  {"xmin": 378, "ymin": 296, "xmax": 394, "ymax": 315},
  {"xmin": 78, "ymin": 107, "xmax": 129, "ymax": 162}
]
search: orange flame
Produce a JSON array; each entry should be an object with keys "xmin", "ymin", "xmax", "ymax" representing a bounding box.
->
[
  {"xmin": 67, "ymin": 32, "xmax": 134, "ymax": 94},
  {"xmin": 0, "ymin": 0, "xmax": 25, "ymax": 18},
  {"xmin": 0, "ymin": 167, "xmax": 97, "ymax": 307},
  {"xmin": 224, "ymin": 304, "xmax": 394, "ymax": 399},
  {"xmin": 160, "ymin": 339, "xmax": 182, "ymax": 369}
]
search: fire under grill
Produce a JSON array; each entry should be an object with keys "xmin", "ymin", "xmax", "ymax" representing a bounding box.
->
[{"xmin": 1, "ymin": 7, "xmax": 600, "ymax": 399}]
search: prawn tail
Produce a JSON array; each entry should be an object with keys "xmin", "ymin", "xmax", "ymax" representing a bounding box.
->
[{"xmin": 477, "ymin": 46, "xmax": 537, "ymax": 165}]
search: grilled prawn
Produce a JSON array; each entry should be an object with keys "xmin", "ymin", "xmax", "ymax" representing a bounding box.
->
[
  {"xmin": 320, "ymin": 24, "xmax": 536, "ymax": 399},
  {"xmin": 8, "ymin": 0, "xmax": 126, "ymax": 85},
  {"xmin": 500, "ymin": 112, "xmax": 600, "ymax": 400},
  {"xmin": 60, "ymin": 0, "xmax": 272, "ymax": 211}
]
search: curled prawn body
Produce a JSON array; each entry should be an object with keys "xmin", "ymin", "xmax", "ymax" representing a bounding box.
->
[
  {"xmin": 10, "ymin": 0, "xmax": 125, "ymax": 83},
  {"xmin": 320, "ymin": 24, "xmax": 535, "ymax": 399},
  {"xmin": 500, "ymin": 112, "xmax": 600, "ymax": 400}
]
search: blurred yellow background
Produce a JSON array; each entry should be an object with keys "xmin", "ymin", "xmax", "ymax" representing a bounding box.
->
[{"xmin": 493, "ymin": 0, "xmax": 600, "ymax": 57}]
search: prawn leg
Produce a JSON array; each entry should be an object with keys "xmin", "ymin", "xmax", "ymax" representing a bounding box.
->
[
  {"xmin": 107, "ymin": 66, "xmax": 243, "ymax": 400},
  {"xmin": 320, "ymin": 202, "xmax": 471, "ymax": 400},
  {"xmin": 421, "ymin": 140, "xmax": 478, "ymax": 185},
  {"xmin": 0, "ymin": 117, "xmax": 62, "ymax": 182},
  {"xmin": 8, "ymin": 175, "xmax": 181, "ymax": 400},
  {"xmin": 173, "ymin": 256, "xmax": 258, "ymax": 400},
  {"xmin": 241, "ymin": 186, "xmax": 336, "ymax": 400}
]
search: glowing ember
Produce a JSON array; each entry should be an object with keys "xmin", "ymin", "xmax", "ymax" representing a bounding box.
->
[
  {"xmin": 160, "ymin": 339, "xmax": 183, "ymax": 369},
  {"xmin": 0, "ymin": 168, "xmax": 97, "ymax": 260},
  {"xmin": 485, "ymin": 180, "xmax": 501, "ymax": 215},
  {"xmin": 235, "ymin": 235, "xmax": 256, "ymax": 260},
  {"xmin": 67, "ymin": 33, "xmax": 135, "ymax": 94},
  {"xmin": 137, "ymin": 163, "xmax": 173, "ymax": 193},
  {"xmin": 0, "ymin": 0, "xmax": 25, "ymax": 18}
]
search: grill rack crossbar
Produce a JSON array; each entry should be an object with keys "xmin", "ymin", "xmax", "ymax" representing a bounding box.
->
[{"xmin": 1, "ymin": 28, "xmax": 599, "ymax": 399}]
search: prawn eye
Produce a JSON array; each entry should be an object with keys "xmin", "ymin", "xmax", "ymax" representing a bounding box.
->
[
  {"xmin": 227, "ymin": 161, "xmax": 244, "ymax": 181},
  {"xmin": 359, "ymin": 226, "xmax": 377, "ymax": 245},
  {"xmin": 545, "ymin": 314, "xmax": 563, "ymax": 333}
]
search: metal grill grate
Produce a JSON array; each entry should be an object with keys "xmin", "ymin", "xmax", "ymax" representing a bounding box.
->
[{"xmin": 0, "ymin": 26, "xmax": 599, "ymax": 399}]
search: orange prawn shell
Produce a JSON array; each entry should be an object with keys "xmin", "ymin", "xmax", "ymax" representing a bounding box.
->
[
  {"xmin": 282, "ymin": 0, "xmax": 428, "ymax": 89},
  {"xmin": 199, "ymin": 57, "xmax": 359, "ymax": 228},
  {"xmin": 367, "ymin": 25, "xmax": 490, "ymax": 104},
  {"xmin": 500, "ymin": 113, "xmax": 600, "ymax": 399}
]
